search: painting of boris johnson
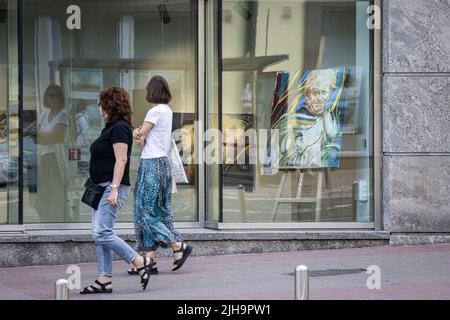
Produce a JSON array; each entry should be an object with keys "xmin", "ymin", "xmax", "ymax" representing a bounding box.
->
[{"xmin": 271, "ymin": 68, "xmax": 353, "ymax": 169}]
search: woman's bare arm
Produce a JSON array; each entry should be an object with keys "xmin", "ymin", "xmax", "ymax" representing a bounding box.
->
[
  {"xmin": 111, "ymin": 142, "xmax": 128, "ymax": 187},
  {"xmin": 133, "ymin": 121, "xmax": 154, "ymax": 146},
  {"xmin": 108, "ymin": 142, "xmax": 128, "ymax": 206}
]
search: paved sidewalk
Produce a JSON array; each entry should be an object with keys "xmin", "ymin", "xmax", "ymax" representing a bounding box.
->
[{"xmin": 1, "ymin": 244, "xmax": 450, "ymax": 300}]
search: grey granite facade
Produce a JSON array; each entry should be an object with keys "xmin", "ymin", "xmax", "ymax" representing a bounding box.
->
[
  {"xmin": 384, "ymin": 156, "xmax": 450, "ymax": 232},
  {"xmin": 0, "ymin": 230, "xmax": 390, "ymax": 267},
  {"xmin": 383, "ymin": 76, "xmax": 450, "ymax": 153},
  {"xmin": 383, "ymin": 0, "xmax": 450, "ymax": 238},
  {"xmin": 384, "ymin": 0, "xmax": 450, "ymax": 73},
  {"xmin": 390, "ymin": 234, "xmax": 450, "ymax": 245}
]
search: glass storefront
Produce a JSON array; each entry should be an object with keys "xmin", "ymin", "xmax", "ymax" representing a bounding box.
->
[
  {"xmin": 0, "ymin": 0, "xmax": 376, "ymax": 228},
  {"xmin": 216, "ymin": 0, "xmax": 374, "ymax": 224},
  {"xmin": 21, "ymin": 0, "xmax": 198, "ymax": 223}
]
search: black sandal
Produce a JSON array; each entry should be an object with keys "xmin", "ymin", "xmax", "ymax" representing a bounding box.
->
[
  {"xmin": 127, "ymin": 262, "xmax": 159, "ymax": 275},
  {"xmin": 135, "ymin": 257, "xmax": 153, "ymax": 290},
  {"xmin": 80, "ymin": 280, "xmax": 112, "ymax": 294},
  {"xmin": 172, "ymin": 242, "xmax": 193, "ymax": 271}
]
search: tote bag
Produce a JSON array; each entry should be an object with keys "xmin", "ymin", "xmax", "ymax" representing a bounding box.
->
[{"xmin": 168, "ymin": 139, "xmax": 188, "ymax": 184}]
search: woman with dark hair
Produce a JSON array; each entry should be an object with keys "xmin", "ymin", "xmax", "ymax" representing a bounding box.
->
[
  {"xmin": 80, "ymin": 87, "xmax": 152, "ymax": 294},
  {"xmin": 127, "ymin": 76, "xmax": 193, "ymax": 275},
  {"xmin": 35, "ymin": 84, "xmax": 68, "ymax": 222}
]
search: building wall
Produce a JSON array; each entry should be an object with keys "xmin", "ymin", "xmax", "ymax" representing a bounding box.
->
[{"xmin": 383, "ymin": 0, "xmax": 450, "ymax": 234}]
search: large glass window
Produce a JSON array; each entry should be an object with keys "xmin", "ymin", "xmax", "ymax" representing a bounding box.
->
[
  {"xmin": 22, "ymin": 0, "xmax": 198, "ymax": 223},
  {"xmin": 218, "ymin": 0, "xmax": 374, "ymax": 224},
  {"xmin": 0, "ymin": 0, "xmax": 19, "ymax": 225}
]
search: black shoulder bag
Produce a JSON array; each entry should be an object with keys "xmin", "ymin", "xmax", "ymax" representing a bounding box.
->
[{"xmin": 81, "ymin": 178, "xmax": 106, "ymax": 210}]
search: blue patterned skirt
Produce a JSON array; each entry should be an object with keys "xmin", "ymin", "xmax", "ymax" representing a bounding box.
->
[{"xmin": 133, "ymin": 157, "xmax": 183, "ymax": 251}]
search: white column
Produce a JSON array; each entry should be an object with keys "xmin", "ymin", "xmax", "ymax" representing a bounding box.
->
[
  {"xmin": 118, "ymin": 15, "xmax": 135, "ymax": 92},
  {"xmin": 34, "ymin": 16, "xmax": 62, "ymax": 109}
]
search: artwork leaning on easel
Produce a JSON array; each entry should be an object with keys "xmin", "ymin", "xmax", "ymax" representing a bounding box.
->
[
  {"xmin": 268, "ymin": 67, "xmax": 361, "ymax": 222},
  {"xmin": 271, "ymin": 67, "xmax": 354, "ymax": 169}
]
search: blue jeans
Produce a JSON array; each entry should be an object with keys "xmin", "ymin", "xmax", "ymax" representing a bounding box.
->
[{"xmin": 92, "ymin": 183, "xmax": 137, "ymax": 277}]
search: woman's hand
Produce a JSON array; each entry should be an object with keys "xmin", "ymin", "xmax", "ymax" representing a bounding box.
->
[
  {"xmin": 136, "ymin": 136, "xmax": 146, "ymax": 146},
  {"xmin": 133, "ymin": 127, "xmax": 146, "ymax": 146},
  {"xmin": 133, "ymin": 127, "xmax": 142, "ymax": 140},
  {"xmin": 133, "ymin": 122, "xmax": 154, "ymax": 143},
  {"xmin": 108, "ymin": 187, "xmax": 119, "ymax": 206}
]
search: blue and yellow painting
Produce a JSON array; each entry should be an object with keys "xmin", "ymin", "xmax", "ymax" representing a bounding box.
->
[{"xmin": 271, "ymin": 68, "xmax": 351, "ymax": 169}]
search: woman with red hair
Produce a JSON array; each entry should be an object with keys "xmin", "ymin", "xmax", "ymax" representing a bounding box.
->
[{"xmin": 80, "ymin": 87, "xmax": 152, "ymax": 294}]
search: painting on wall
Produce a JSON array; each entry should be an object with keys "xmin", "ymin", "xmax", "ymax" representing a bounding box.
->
[
  {"xmin": 220, "ymin": 114, "xmax": 255, "ymax": 191},
  {"xmin": 172, "ymin": 113, "xmax": 196, "ymax": 185},
  {"xmin": 340, "ymin": 67, "xmax": 362, "ymax": 134},
  {"xmin": 0, "ymin": 112, "xmax": 7, "ymax": 144},
  {"xmin": 270, "ymin": 67, "xmax": 358, "ymax": 169},
  {"xmin": 177, "ymin": 112, "xmax": 255, "ymax": 190},
  {"xmin": 67, "ymin": 69, "xmax": 103, "ymax": 100}
]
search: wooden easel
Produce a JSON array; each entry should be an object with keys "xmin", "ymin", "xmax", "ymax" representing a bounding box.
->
[
  {"xmin": 271, "ymin": 169, "xmax": 327, "ymax": 222},
  {"xmin": 271, "ymin": 40, "xmax": 330, "ymax": 222}
]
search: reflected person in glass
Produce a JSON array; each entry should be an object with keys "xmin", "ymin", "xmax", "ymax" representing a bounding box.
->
[{"xmin": 34, "ymin": 85, "xmax": 68, "ymax": 222}]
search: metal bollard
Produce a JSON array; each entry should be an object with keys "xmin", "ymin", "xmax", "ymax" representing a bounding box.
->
[
  {"xmin": 295, "ymin": 265, "xmax": 309, "ymax": 300},
  {"xmin": 55, "ymin": 279, "xmax": 69, "ymax": 300}
]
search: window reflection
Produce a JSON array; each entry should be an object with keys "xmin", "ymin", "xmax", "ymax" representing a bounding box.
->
[
  {"xmin": 221, "ymin": 0, "xmax": 373, "ymax": 223},
  {"xmin": 22, "ymin": 0, "xmax": 198, "ymax": 223},
  {"xmin": 30, "ymin": 85, "xmax": 69, "ymax": 222}
]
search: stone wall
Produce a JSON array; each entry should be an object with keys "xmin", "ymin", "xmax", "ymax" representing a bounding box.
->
[
  {"xmin": 383, "ymin": 0, "xmax": 450, "ymax": 236},
  {"xmin": 0, "ymin": 230, "xmax": 389, "ymax": 267}
]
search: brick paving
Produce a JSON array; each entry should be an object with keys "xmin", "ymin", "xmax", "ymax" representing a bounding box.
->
[{"xmin": 0, "ymin": 244, "xmax": 450, "ymax": 300}]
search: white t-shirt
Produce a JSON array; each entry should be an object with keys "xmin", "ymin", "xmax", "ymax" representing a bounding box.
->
[
  {"xmin": 75, "ymin": 112, "xmax": 89, "ymax": 147},
  {"xmin": 141, "ymin": 104, "xmax": 173, "ymax": 159},
  {"xmin": 38, "ymin": 109, "xmax": 69, "ymax": 156}
]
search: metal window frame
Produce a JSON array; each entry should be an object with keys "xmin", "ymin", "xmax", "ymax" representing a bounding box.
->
[
  {"xmin": 208, "ymin": 222, "xmax": 375, "ymax": 230},
  {"xmin": 203, "ymin": 0, "xmax": 222, "ymax": 225},
  {"xmin": 18, "ymin": 222, "xmax": 202, "ymax": 231},
  {"xmin": 373, "ymin": 0, "xmax": 383, "ymax": 231},
  {"xmin": 197, "ymin": 0, "xmax": 206, "ymax": 227},
  {"xmin": 1, "ymin": 0, "xmax": 21, "ymax": 229},
  {"xmin": 17, "ymin": 0, "xmax": 23, "ymax": 225},
  {"xmin": 217, "ymin": 0, "xmax": 224, "ymax": 223}
]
